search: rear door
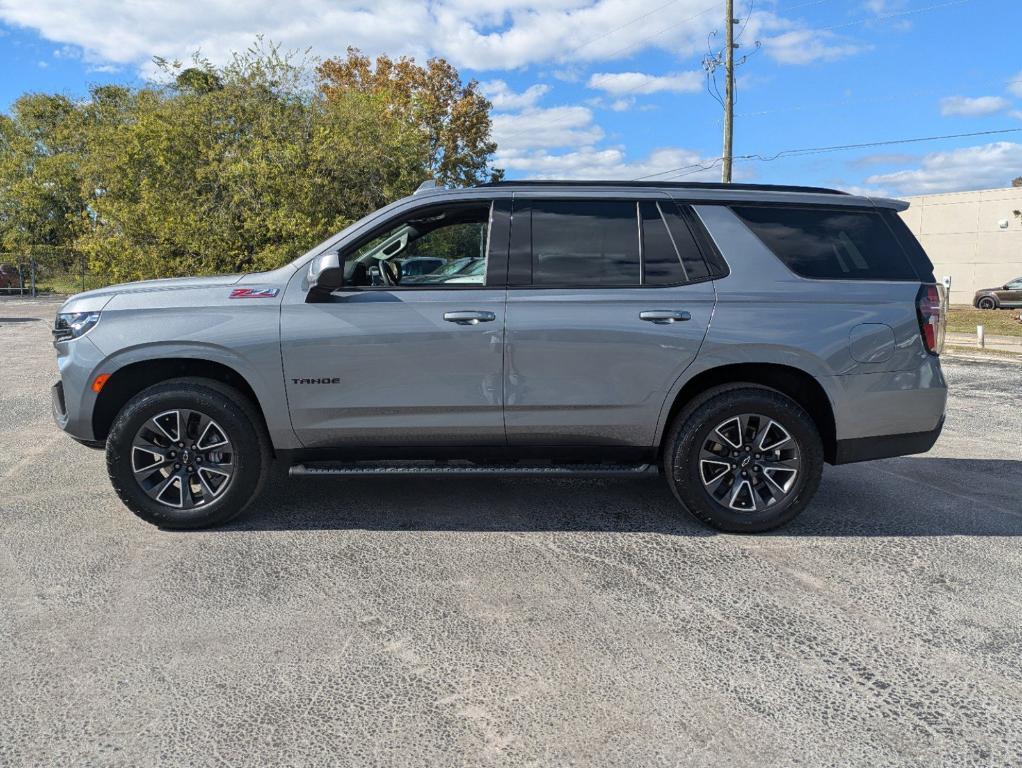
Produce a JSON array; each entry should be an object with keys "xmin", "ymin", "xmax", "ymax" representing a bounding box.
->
[
  {"xmin": 280, "ymin": 198, "xmax": 510, "ymax": 449},
  {"xmin": 503, "ymin": 195, "xmax": 715, "ymax": 446}
]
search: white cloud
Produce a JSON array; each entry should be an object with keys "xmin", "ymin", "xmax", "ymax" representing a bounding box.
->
[
  {"xmin": 0, "ymin": 0, "xmax": 865, "ymax": 73},
  {"xmin": 492, "ymin": 105, "xmax": 604, "ymax": 152},
  {"xmin": 762, "ymin": 30, "xmax": 866, "ymax": 65},
  {"xmin": 1008, "ymin": 71, "xmax": 1022, "ymax": 99},
  {"xmin": 939, "ymin": 95, "xmax": 1010, "ymax": 117},
  {"xmin": 479, "ymin": 80, "xmax": 549, "ymax": 111},
  {"xmin": 840, "ymin": 184, "xmax": 891, "ymax": 198},
  {"xmin": 496, "ymin": 146, "xmax": 722, "ymax": 181},
  {"xmin": 587, "ymin": 71, "xmax": 701, "ymax": 96},
  {"xmin": 1011, "ymin": 110, "xmax": 1022, "ymax": 122},
  {"xmin": 865, "ymin": 142, "xmax": 1022, "ymax": 195},
  {"xmin": 863, "ymin": 0, "xmax": 907, "ymax": 14},
  {"xmin": 52, "ymin": 43, "xmax": 80, "ymax": 59}
]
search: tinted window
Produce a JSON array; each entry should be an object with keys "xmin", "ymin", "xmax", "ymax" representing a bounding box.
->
[
  {"xmin": 732, "ymin": 206, "xmax": 918, "ymax": 280},
  {"xmin": 531, "ymin": 201, "xmax": 639, "ymax": 285},
  {"xmin": 641, "ymin": 202, "xmax": 686, "ymax": 284},
  {"xmin": 660, "ymin": 203, "xmax": 711, "ymax": 282},
  {"xmin": 883, "ymin": 211, "xmax": 934, "ymax": 281}
]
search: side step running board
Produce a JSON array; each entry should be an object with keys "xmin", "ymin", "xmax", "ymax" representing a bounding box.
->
[{"xmin": 289, "ymin": 462, "xmax": 657, "ymax": 478}]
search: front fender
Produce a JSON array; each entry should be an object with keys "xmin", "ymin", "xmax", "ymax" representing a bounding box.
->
[{"xmin": 89, "ymin": 341, "xmax": 299, "ymax": 450}]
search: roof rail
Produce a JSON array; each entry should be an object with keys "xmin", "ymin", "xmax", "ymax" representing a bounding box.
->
[{"xmin": 473, "ymin": 180, "xmax": 849, "ymax": 195}]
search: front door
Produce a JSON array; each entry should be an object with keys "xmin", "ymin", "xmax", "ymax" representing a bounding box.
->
[
  {"xmin": 1002, "ymin": 277, "xmax": 1022, "ymax": 307},
  {"xmin": 503, "ymin": 197, "xmax": 715, "ymax": 446},
  {"xmin": 281, "ymin": 199, "xmax": 509, "ymax": 448}
]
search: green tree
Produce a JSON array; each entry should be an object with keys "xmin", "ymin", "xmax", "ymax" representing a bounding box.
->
[
  {"xmin": 0, "ymin": 94, "xmax": 90, "ymax": 257},
  {"xmin": 0, "ymin": 40, "xmax": 499, "ymax": 284}
]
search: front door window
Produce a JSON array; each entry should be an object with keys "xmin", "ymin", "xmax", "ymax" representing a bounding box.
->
[{"xmin": 346, "ymin": 204, "xmax": 491, "ymax": 287}]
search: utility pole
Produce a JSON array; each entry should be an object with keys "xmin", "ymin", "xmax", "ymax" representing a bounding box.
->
[{"xmin": 721, "ymin": 0, "xmax": 736, "ymax": 183}]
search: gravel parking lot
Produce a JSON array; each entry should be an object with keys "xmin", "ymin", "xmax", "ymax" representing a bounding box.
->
[{"xmin": 2, "ymin": 297, "xmax": 1021, "ymax": 767}]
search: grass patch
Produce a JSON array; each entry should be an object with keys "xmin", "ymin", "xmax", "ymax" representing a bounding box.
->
[
  {"xmin": 947, "ymin": 307, "xmax": 1022, "ymax": 338},
  {"xmin": 945, "ymin": 345, "xmax": 1022, "ymax": 360}
]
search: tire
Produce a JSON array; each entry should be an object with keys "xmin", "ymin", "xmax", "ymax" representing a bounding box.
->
[
  {"xmin": 663, "ymin": 385, "xmax": 823, "ymax": 533},
  {"xmin": 106, "ymin": 378, "xmax": 270, "ymax": 529},
  {"xmin": 977, "ymin": 296, "xmax": 998, "ymax": 310}
]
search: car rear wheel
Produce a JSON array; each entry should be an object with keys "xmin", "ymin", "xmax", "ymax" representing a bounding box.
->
[
  {"xmin": 976, "ymin": 296, "xmax": 998, "ymax": 310},
  {"xmin": 106, "ymin": 378, "xmax": 270, "ymax": 529},
  {"xmin": 664, "ymin": 385, "xmax": 823, "ymax": 533}
]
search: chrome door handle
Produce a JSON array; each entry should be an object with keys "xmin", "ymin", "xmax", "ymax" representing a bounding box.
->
[
  {"xmin": 639, "ymin": 310, "xmax": 691, "ymax": 324},
  {"xmin": 443, "ymin": 310, "xmax": 496, "ymax": 325}
]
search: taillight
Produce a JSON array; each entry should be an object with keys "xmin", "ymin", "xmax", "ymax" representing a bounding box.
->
[{"xmin": 916, "ymin": 283, "xmax": 945, "ymax": 355}]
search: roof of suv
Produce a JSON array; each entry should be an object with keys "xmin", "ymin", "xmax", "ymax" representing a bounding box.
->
[
  {"xmin": 415, "ymin": 179, "xmax": 909, "ymax": 211},
  {"xmin": 476, "ymin": 180, "xmax": 849, "ymax": 196}
]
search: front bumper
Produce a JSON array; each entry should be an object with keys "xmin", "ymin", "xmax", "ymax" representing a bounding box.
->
[
  {"xmin": 51, "ymin": 380, "xmax": 68, "ymax": 429},
  {"xmin": 52, "ymin": 380, "xmax": 104, "ymax": 448},
  {"xmin": 52, "ymin": 334, "xmax": 107, "ymax": 443}
]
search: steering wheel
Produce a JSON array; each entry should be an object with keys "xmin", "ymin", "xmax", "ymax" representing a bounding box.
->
[{"xmin": 380, "ymin": 259, "xmax": 401, "ymax": 286}]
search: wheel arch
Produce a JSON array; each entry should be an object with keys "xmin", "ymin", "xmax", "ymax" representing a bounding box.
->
[
  {"xmin": 92, "ymin": 357, "xmax": 271, "ymax": 449},
  {"xmin": 656, "ymin": 362, "xmax": 838, "ymax": 464},
  {"xmin": 974, "ymin": 293, "xmax": 1000, "ymax": 308}
]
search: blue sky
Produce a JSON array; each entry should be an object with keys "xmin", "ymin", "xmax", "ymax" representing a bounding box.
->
[{"xmin": 1, "ymin": 0, "xmax": 1020, "ymax": 195}]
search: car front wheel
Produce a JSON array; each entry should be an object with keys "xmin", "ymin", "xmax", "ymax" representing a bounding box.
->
[
  {"xmin": 106, "ymin": 378, "xmax": 270, "ymax": 529},
  {"xmin": 664, "ymin": 385, "xmax": 824, "ymax": 533},
  {"xmin": 976, "ymin": 296, "xmax": 998, "ymax": 310}
]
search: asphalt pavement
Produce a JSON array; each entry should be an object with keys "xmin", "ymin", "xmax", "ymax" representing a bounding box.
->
[{"xmin": 2, "ymin": 297, "xmax": 1021, "ymax": 767}]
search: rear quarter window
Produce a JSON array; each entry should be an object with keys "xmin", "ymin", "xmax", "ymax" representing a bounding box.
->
[{"xmin": 731, "ymin": 205, "xmax": 921, "ymax": 281}]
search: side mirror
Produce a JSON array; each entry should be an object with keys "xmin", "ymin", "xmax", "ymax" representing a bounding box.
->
[{"xmin": 307, "ymin": 251, "xmax": 345, "ymax": 302}]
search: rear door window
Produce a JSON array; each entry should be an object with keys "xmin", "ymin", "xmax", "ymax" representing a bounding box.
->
[
  {"xmin": 640, "ymin": 201, "xmax": 687, "ymax": 285},
  {"xmin": 731, "ymin": 205, "xmax": 919, "ymax": 280},
  {"xmin": 530, "ymin": 200, "xmax": 640, "ymax": 286}
]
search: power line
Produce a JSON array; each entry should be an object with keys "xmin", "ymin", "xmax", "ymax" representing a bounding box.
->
[
  {"xmin": 635, "ymin": 127, "xmax": 1022, "ymax": 180},
  {"xmin": 495, "ymin": 1, "xmax": 724, "ymax": 145},
  {"xmin": 596, "ymin": 1, "xmax": 723, "ymax": 62},
  {"xmin": 569, "ymin": 0, "xmax": 695, "ymax": 56},
  {"xmin": 497, "ymin": 0, "xmax": 995, "ymax": 151},
  {"xmin": 736, "ymin": 73, "xmax": 1022, "ymax": 120},
  {"xmin": 816, "ymin": 0, "xmax": 973, "ymax": 32},
  {"xmin": 499, "ymin": 0, "xmax": 848, "ymax": 146}
]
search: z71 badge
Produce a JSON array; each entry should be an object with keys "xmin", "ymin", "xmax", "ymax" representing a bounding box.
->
[{"xmin": 230, "ymin": 287, "xmax": 279, "ymax": 299}]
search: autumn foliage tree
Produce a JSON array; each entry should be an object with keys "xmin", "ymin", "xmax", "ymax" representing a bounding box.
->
[{"xmin": 317, "ymin": 48, "xmax": 501, "ymax": 187}]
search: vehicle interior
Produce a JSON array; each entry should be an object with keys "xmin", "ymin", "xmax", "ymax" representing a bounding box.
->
[{"xmin": 342, "ymin": 203, "xmax": 490, "ymax": 288}]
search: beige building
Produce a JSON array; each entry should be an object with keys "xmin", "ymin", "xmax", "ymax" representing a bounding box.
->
[{"xmin": 898, "ymin": 186, "xmax": 1022, "ymax": 306}]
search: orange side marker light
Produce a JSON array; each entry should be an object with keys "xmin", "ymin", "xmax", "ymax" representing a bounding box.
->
[{"xmin": 91, "ymin": 374, "xmax": 111, "ymax": 393}]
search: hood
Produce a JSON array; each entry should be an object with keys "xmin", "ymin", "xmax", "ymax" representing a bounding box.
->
[{"xmin": 60, "ymin": 273, "xmax": 245, "ymax": 313}]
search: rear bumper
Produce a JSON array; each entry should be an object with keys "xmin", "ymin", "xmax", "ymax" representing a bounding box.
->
[{"xmin": 832, "ymin": 415, "xmax": 944, "ymax": 465}]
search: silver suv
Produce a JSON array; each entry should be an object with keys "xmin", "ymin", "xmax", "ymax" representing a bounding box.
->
[{"xmin": 51, "ymin": 181, "xmax": 948, "ymax": 532}]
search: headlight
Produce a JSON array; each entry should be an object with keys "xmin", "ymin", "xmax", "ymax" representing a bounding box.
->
[{"xmin": 53, "ymin": 312, "xmax": 101, "ymax": 341}]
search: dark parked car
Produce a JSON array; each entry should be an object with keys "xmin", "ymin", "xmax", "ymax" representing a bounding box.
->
[
  {"xmin": 974, "ymin": 277, "xmax": 1022, "ymax": 309},
  {"xmin": 0, "ymin": 263, "xmax": 22, "ymax": 291}
]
